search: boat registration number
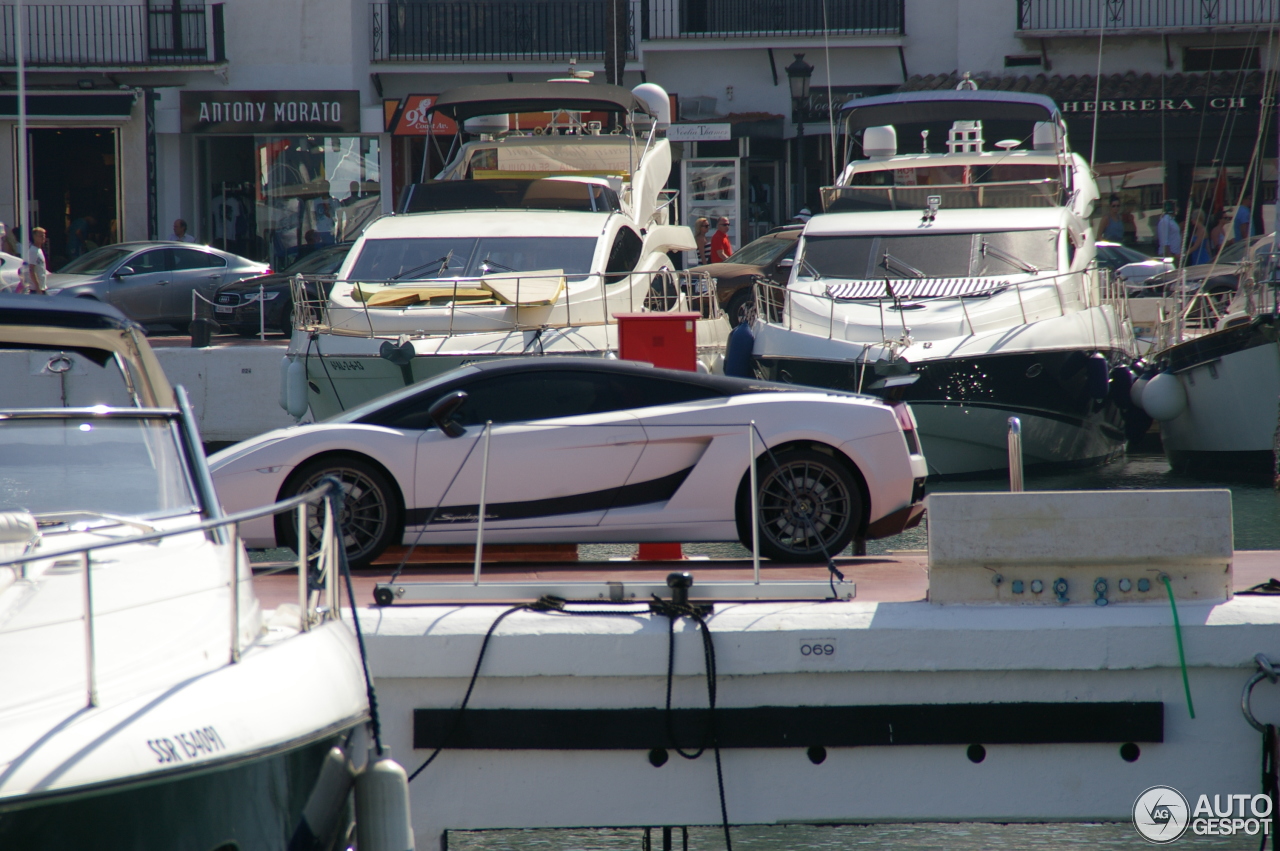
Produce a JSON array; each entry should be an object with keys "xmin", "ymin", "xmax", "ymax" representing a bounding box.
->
[
  {"xmin": 799, "ymin": 638, "xmax": 837, "ymax": 659},
  {"xmin": 328, "ymin": 360, "xmax": 365, "ymax": 372}
]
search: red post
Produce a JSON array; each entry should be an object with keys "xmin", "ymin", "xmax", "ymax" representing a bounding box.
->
[{"xmin": 615, "ymin": 312, "xmax": 700, "ymax": 560}]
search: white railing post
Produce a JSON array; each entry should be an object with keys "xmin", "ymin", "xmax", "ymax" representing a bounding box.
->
[
  {"xmin": 297, "ymin": 502, "xmax": 309, "ymax": 630},
  {"xmin": 324, "ymin": 498, "xmax": 337, "ymax": 618},
  {"xmin": 749, "ymin": 422, "xmax": 760, "ymax": 585},
  {"xmin": 82, "ymin": 551, "xmax": 97, "ymax": 707},
  {"xmin": 1007, "ymin": 417, "xmax": 1024, "ymax": 492},
  {"xmin": 229, "ymin": 523, "xmax": 240, "ymax": 663},
  {"xmin": 473, "ymin": 421, "xmax": 493, "ymax": 585},
  {"xmin": 258, "ymin": 281, "xmax": 266, "ymax": 340}
]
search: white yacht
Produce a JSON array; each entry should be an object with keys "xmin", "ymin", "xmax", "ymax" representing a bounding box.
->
[
  {"xmin": 283, "ymin": 79, "xmax": 727, "ymax": 420},
  {"xmin": 1137, "ymin": 245, "xmax": 1280, "ymax": 480},
  {"xmin": 750, "ymin": 89, "xmax": 1137, "ymax": 477},
  {"xmin": 0, "ymin": 296, "xmax": 372, "ymax": 849}
]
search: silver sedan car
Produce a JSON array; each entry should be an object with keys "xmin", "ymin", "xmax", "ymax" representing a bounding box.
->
[{"xmin": 45, "ymin": 242, "xmax": 269, "ymax": 332}]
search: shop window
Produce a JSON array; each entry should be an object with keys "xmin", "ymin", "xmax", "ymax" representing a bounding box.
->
[{"xmin": 1184, "ymin": 46, "xmax": 1259, "ymax": 72}]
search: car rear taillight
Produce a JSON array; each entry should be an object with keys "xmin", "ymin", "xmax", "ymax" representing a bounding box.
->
[{"xmin": 892, "ymin": 401, "xmax": 921, "ymax": 454}]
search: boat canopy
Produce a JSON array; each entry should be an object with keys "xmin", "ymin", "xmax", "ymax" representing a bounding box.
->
[
  {"xmin": 430, "ymin": 82, "xmax": 652, "ymax": 122},
  {"xmin": 840, "ymin": 90, "xmax": 1062, "ymax": 131}
]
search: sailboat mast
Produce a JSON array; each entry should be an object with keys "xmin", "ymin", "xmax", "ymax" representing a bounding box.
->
[{"xmin": 14, "ymin": 0, "xmax": 29, "ymax": 268}]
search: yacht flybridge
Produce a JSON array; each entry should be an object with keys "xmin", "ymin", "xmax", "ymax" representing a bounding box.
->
[
  {"xmin": 285, "ymin": 79, "xmax": 727, "ymax": 420},
  {"xmin": 751, "ymin": 89, "xmax": 1137, "ymax": 477}
]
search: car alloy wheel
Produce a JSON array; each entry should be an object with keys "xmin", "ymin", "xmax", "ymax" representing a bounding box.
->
[
  {"xmin": 278, "ymin": 456, "xmax": 401, "ymax": 569},
  {"xmin": 745, "ymin": 449, "xmax": 860, "ymax": 562},
  {"xmin": 726, "ymin": 289, "xmax": 756, "ymax": 328}
]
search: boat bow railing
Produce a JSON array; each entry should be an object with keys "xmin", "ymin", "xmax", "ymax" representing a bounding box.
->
[
  {"xmin": 752, "ymin": 263, "xmax": 1117, "ymax": 346},
  {"xmin": 291, "ymin": 268, "xmax": 719, "ymax": 338},
  {"xmin": 0, "ymin": 478, "xmax": 347, "ymax": 709}
]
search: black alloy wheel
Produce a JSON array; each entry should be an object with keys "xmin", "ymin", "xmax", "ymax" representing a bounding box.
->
[
  {"xmin": 738, "ymin": 449, "xmax": 861, "ymax": 562},
  {"xmin": 277, "ymin": 456, "xmax": 401, "ymax": 569},
  {"xmin": 726, "ymin": 288, "xmax": 757, "ymax": 328}
]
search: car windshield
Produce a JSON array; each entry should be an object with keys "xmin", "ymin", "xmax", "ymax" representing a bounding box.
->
[
  {"xmin": 347, "ymin": 237, "xmax": 598, "ymax": 281},
  {"xmin": 800, "ymin": 230, "xmax": 1059, "ymax": 279},
  {"xmin": 725, "ymin": 235, "xmax": 796, "ymax": 266},
  {"xmin": 0, "ymin": 415, "xmax": 198, "ymax": 518},
  {"xmin": 1097, "ymin": 244, "xmax": 1152, "ymax": 266},
  {"xmin": 286, "ymin": 245, "xmax": 352, "ymax": 275},
  {"xmin": 57, "ymin": 246, "xmax": 132, "ymax": 275}
]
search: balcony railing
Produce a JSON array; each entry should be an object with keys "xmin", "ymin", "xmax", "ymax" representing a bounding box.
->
[
  {"xmin": 641, "ymin": 0, "xmax": 904, "ymax": 38},
  {"xmin": 0, "ymin": 3, "xmax": 225, "ymax": 68},
  {"xmin": 372, "ymin": 0, "xmax": 635, "ymax": 62},
  {"xmin": 1017, "ymin": 0, "xmax": 1280, "ymax": 33}
]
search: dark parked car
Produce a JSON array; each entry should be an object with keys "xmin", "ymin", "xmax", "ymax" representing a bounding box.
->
[
  {"xmin": 45, "ymin": 242, "xmax": 268, "ymax": 333},
  {"xmin": 212, "ymin": 243, "xmax": 352, "ymax": 337},
  {"xmin": 691, "ymin": 226, "xmax": 801, "ymax": 326}
]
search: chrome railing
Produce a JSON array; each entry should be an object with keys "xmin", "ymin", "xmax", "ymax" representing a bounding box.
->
[
  {"xmin": 0, "ymin": 478, "xmax": 344, "ymax": 709},
  {"xmin": 821, "ymin": 179, "xmax": 1066, "ymax": 213},
  {"xmin": 291, "ymin": 268, "xmax": 720, "ymax": 338},
  {"xmin": 752, "ymin": 266, "xmax": 1101, "ymax": 343}
]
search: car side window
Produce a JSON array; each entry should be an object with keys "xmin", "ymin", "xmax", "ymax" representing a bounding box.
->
[
  {"xmin": 607, "ymin": 374, "xmax": 723, "ymax": 409},
  {"xmin": 604, "ymin": 227, "xmax": 643, "ymax": 284},
  {"xmin": 168, "ymin": 248, "xmax": 226, "ymax": 271},
  {"xmin": 127, "ymin": 250, "xmax": 167, "ymax": 274},
  {"xmin": 453, "ymin": 372, "xmax": 620, "ymax": 426}
]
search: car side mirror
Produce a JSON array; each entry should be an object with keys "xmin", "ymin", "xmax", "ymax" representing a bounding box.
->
[
  {"xmin": 428, "ymin": 390, "xmax": 468, "ymax": 438},
  {"xmin": 777, "ymin": 257, "xmax": 794, "ymax": 268},
  {"xmin": 113, "ymin": 266, "xmax": 136, "ymax": 279}
]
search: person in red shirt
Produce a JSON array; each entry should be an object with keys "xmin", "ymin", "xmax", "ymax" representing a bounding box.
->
[{"xmin": 710, "ymin": 217, "xmax": 733, "ymax": 263}]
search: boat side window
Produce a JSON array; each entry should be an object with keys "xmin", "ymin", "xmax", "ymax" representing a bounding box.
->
[
  {"xmin": 604, "ymin": 227, "xmax": 644, "ymax": 284},
  {"xmin": 452, "ymin": 371, "xmax": 621, "ymax": 425},
  {"xmin": 1065, "ymin": 231, "xmax": 1077, "ymax": 267}
]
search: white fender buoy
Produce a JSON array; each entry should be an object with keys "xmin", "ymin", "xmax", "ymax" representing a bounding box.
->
[
  {"xmin": 1141, "ymin": 373, "xmax": 1187, "ymax": 421},
  {"xmin": 355, "ymin": 749, "xmax": 415, "ymax": 851},
  {"xmin": 289, "ymin": 746, "xmax": 355, "ymax": 851},
  {"xmin": 286, "ymin": 357, "xmax": 310, "ymax": 420},
  {"xmin": 1129, "ymin": 376, "xmax": 1148, "ymax": 410}
]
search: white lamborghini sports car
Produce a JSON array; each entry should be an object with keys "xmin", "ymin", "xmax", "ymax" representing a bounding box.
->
[{"xmin": 209, "ymin": 359, "xmax": 928, "ymax": 565}]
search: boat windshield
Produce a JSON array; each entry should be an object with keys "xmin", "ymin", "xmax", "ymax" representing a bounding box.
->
[
  {"xmin": 348, "ymin": 237, "xmax": 598, "ymax": 282},
  {"xmin": 0, "ymin": 415, "xmax": 198, "ymax": 519},
  {"xmin": 800, "ymin": 230, "xmax": 1059, "ymax": 280}
]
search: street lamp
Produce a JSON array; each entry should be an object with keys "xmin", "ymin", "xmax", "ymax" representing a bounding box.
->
[{"xmin": 785, "ymin": 53, "xmax": 814, "ymax": 213}]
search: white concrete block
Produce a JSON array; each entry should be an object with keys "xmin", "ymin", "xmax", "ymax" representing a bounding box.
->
[
  {"xmin": 155, "ymin": 345, "xmax": 302, "ymax": 443},
  {"xmin": 927, "ymin": 490, "xmax": 1233, "ymax": 604}
]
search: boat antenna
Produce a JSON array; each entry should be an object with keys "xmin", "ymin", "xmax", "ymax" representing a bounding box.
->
[
  {"xmin": 1087, "ymin": 8, "xmax": 1110, "ymax": 171},
  {"xmin": 821, "ymin": 0, "xmax": 839, "ymax": 186}
]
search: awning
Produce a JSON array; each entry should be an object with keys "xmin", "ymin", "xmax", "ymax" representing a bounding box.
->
[
  {"xmin": 430, "ymin": 82, "xmax": 649, "ymax": 121},
  {"xmin": 0, "ymin": 90, "xmax": 137, "ymax": 120}
]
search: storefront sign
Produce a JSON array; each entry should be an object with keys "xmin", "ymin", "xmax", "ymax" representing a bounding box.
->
[
  {"xmin": 668, "ymin": 123, "xmax": 732, "ymax": 142},
  {"xmin": 1059, "ymin": 96, "xmax": 1269, "ymax": 113},
  {"xmin": 181, "ymin": 91, "xmax": 360, "ymax": 134},
  {"xmin": 386, "ymin": 95, "xmax": 458, "ymax": 136}
]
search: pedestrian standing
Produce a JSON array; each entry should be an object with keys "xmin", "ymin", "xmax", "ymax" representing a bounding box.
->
[
  {"xmin": 1186, "ymin": 209, "xmax": 1211, "ymax": 266},
  {"xmin": 710, "ymin": 217, "xmax": 733, "ymax": 263},
  {"xmin": 22, "ymin": 227, "xmax": 48, "ymax": 294},
  {"xmin": 693, "ymin": 217, "xmax": 711, "ymax": 265},
  {"xmin": 1096, "ymin": 195, "xmax": 1126, "ymax": 242},
  {"xmin": 168, "ymin": 219, "xmax": 196, "ymax": 243},
  {"xmin": 1234, "ymin": 193, "xmax": 1254, "ymax": 243},
  {"xmin": 1156, "ymin": 201, "xmax": 1182, "ymax": 265}
]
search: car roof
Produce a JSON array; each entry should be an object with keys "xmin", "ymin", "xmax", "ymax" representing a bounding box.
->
[{"xmin": 452, "ymin": 356, "xmax": 859, "ymax": 397}]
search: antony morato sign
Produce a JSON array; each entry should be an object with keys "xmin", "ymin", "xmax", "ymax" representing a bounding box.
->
[{"xmin": 181, "ymin": 91, "xmax": 360, "ymax": 134}]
